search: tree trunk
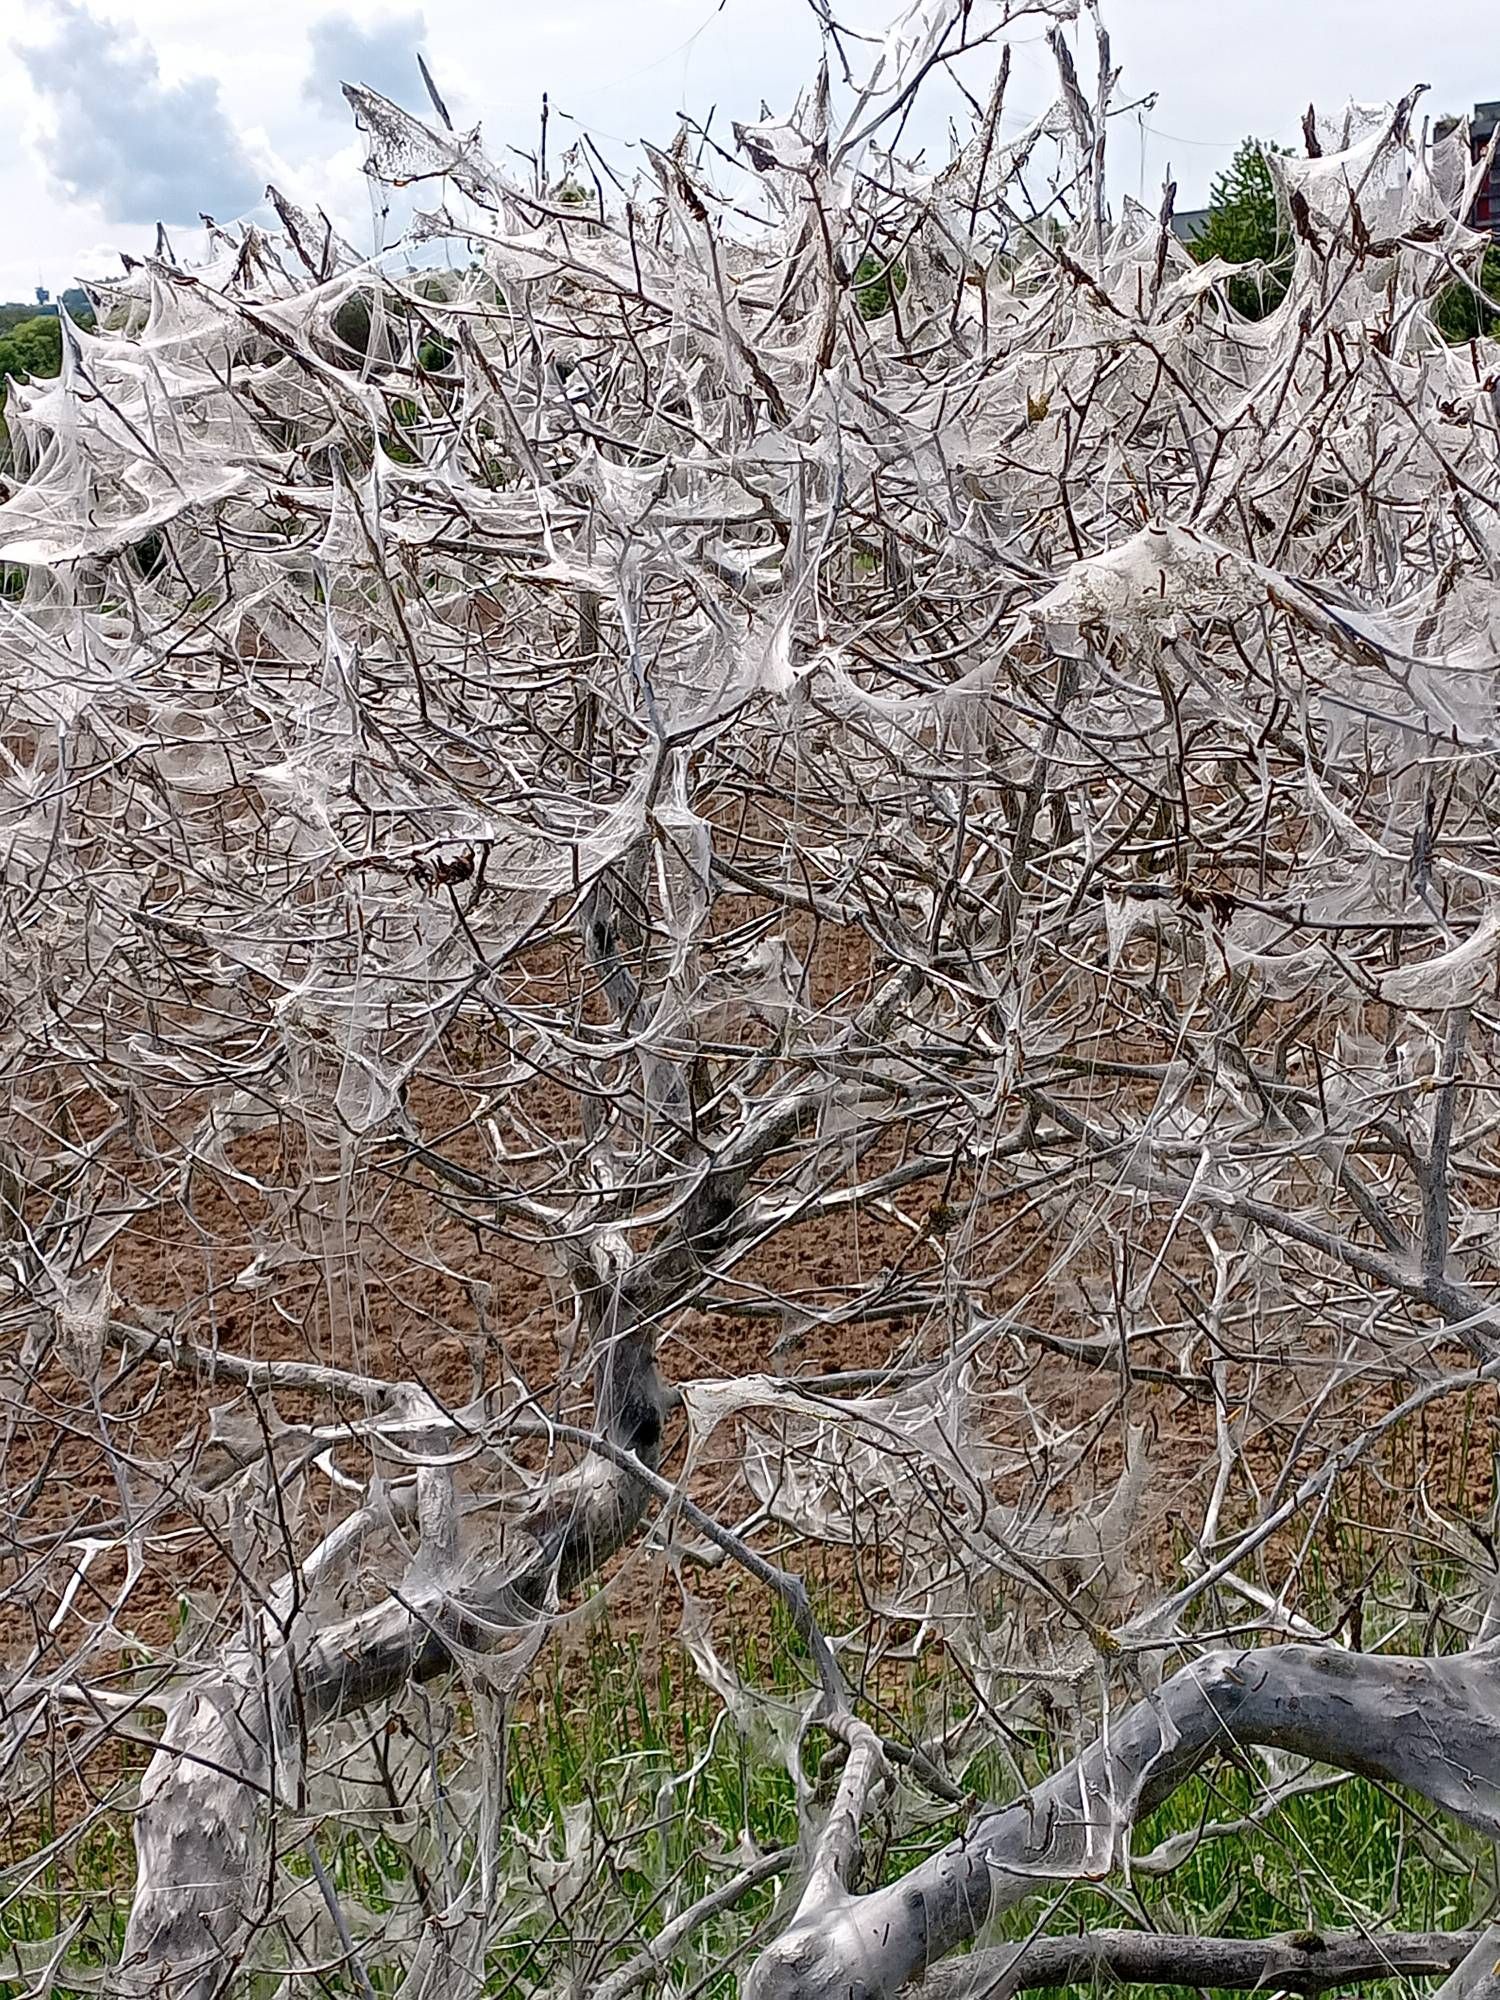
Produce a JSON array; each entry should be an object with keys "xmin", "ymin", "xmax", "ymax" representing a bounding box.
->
[
  {"xmin": 747, "ymin": 1643, "xmax": 1500, "ymax": 2000},
  {"xmin": 119, "ymin": 1326, "xmax": 670, "ymax": 1997}
]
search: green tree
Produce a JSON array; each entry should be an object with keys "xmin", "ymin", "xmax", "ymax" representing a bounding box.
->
[
  {"xmin": 0, "ymin": 293, "xmax": 95, "ymax": 337},
  {"xmin": 0, "ymin": 313, "xmax": 62, "ymax": 386},
  {"xmin": 0, "ymin": 300, "xmax": 95, "ymax": 486},
  {"xmin": 329, "ymin": 288, "xmax": 374, "ymax": 360},
  {"xmin": 853, "ymin": 249, "xmax": 908, "ymax": 321},
  {"xmin": 0, "ymin": 313, "xmax": 64, "ymax": 473},
  {"xmin": 1434, "ymin": 243, "xmax": 1500, "ymax": 344},
  {"xmin": 1191, "ymin": 138, "xmax": 1293, "ymax": 319}
]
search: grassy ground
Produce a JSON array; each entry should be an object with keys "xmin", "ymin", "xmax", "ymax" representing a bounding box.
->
[{"xmin": 2, "ymin": 1601, "xmax": 1487, "ymax": 1998}]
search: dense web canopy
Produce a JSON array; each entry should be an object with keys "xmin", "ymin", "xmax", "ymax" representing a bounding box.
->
[{"xmin": 4, "ymin": 3, "xmax": 1500, "ymax": 1996}]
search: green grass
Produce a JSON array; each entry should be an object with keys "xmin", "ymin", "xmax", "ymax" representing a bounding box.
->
[
  {"xmin": 0, "ymin": 1589, "xmax": 1490, "ymax": 1997},
  {"xmin": 1027, "ymin": 1764, "xmax": 1478, "ymax": 2000}
]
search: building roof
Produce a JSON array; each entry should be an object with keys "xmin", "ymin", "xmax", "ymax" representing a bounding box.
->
[{"xmin": 1171, "ymin": 207, "xmax": 1210, "ymax": 243}]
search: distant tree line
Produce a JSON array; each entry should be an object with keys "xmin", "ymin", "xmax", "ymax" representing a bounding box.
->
[
  {"xmin": 0, "ymin": 288, "xmax": 91, "ymax": 333},
  {"xmin": 0, "ymin": 290, "xmax": 96, "ymax": 393},
  {"xmin": 1190, "ymin": 133, "xmax": 1499, "ymax": 337},
  {"xmin": 3, "ymin": 131, "xmax": 1494, "ymax": 413}
]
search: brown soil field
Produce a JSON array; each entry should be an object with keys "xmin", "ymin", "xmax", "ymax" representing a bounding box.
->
[{"xmin": 3, "ymin": 921, "xmax": 1494, "ymax": 1895}]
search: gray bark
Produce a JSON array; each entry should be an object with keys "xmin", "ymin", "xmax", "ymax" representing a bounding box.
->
[
  {"xmin": 1431, "ymin": 1926, "xmax": 1500, "ymax": 2000},
  {"xmin": 118, "ymin": 1322, "xmax": 671, "ymax": 1997},
  {"xmin": 922, "ymin": 1926, "xmax": 1483, "ymax": 1999},
  {"xmin": 746, "ymin": 1642, "xmax": 1500, "ymax": 2000}
]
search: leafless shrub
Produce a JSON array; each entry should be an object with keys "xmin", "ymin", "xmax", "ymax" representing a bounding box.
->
[{"xmin": 3, "ymin": 3, "xmax": 1500, "ymax": 1995}]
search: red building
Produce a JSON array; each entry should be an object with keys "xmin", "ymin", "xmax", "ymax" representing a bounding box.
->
[
  {"xmin": 1438, "ymin": 102, "xmax": 1500, "ymax": 237},
  {"xmin": 1473, "ymin": 103, "xmax": 1500, "ymax": 237}
]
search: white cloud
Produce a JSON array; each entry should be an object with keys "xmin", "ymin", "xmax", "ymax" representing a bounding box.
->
[
  {"xmin": 0, "ymin": 0, "xmax": 1495, "ymax": 305},
  {"xmin": 16, "ymin": 0, "xmax": 264, "ymax": 226},
  {"xmin": 303, "ymin": 9, "xmax": 426, "ymax": 120}
]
